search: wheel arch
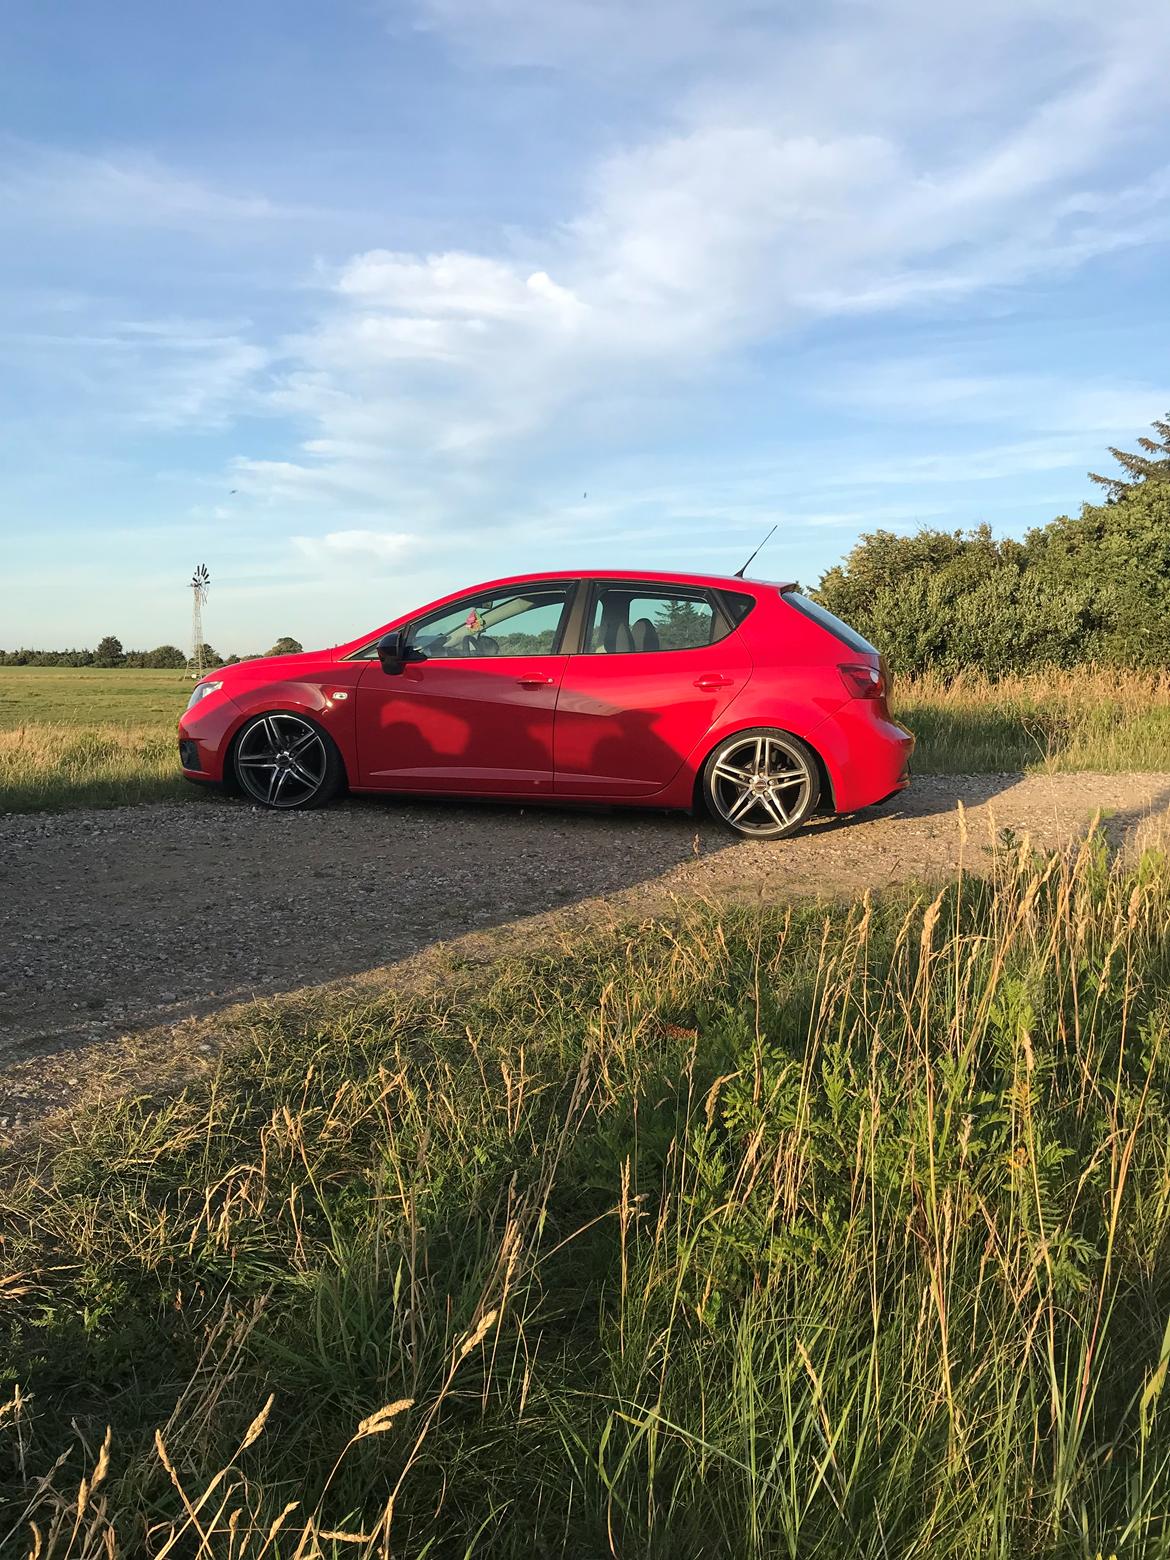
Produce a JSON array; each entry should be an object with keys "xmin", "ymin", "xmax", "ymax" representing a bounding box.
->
[
  {"xmin": 224, "ymin": 688, "xmax": 355, "ymax": 787},
  {"xmin": 689, "ymin": 719, "xmax": 837, "ymax": 815},
  {"xmin": 226, "ymin": 705, "xmax": 350, "ymax": 801}
]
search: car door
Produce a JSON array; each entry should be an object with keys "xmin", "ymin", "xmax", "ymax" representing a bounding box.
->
[
  {"xmin": 553, "ymin": 582, "xmax": 753, "ymax": 797},
  {"xmin": 355, "ymin": 582, "xmax": 577, "ymax": 795}
]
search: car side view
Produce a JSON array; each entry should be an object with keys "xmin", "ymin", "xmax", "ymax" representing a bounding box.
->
[{"xmin": 178, "ymin": 570, "xmax": 913, "ymax": 839}]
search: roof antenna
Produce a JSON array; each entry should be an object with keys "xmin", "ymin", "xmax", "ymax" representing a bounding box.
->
[{"xmin": 734, "ymin": 524, "xmax": 777, "ymax": 579}]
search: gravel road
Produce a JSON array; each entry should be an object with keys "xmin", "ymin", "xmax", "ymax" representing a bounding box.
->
[{"xmin": 3, "ymin": 772, "xmax": 1169, "ymax": 1126}]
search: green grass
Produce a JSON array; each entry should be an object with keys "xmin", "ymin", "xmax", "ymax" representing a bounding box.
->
[
  {"xmin": 0, "ymin": 667, "xmax": 192, "ymax": 728},
  {"xmin": 0, "ymin": 669, "xmax": 195, "ymax": 812},
  {"xmin": 2, "ymin": 664, "xmax": 1169, "ymax": 814},
  {"xmin": 5, "ymin": 828, "xmax": 1170, "ymax": 1556}
]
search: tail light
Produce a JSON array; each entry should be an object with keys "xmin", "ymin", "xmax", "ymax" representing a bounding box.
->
[{"xmin": 838, "ymin": 662, "xmax": 885, "ymax": 700}]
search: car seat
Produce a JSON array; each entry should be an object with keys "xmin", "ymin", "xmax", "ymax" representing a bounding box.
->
[
  {"xmin": 630, "ymin": 617, "xmax": 660, "ymax": 652},
  {"xmin": 598, "ymin": 599, "xmax": 634, "ymax": 653}
]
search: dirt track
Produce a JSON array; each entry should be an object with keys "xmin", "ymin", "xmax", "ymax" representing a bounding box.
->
[{"xmin": 3, "ymin": 771, "xmax": 1170, "ymax": 1128}]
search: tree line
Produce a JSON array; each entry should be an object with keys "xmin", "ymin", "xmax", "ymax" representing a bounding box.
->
[
  {"xmin": 0, "ymin": 636, "xmax": 304, "ymax": 669},
  {"xmin": 814, "ymin": 415, "xmax": 1170, "ymax": 676},
  {"xmin": 5, "ymin": 418, "xmax": 1168, "ymax": 682}
]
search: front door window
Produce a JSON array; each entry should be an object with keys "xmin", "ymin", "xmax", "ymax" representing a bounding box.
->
[{"xmin": 408, "ymin": 586, "xmax": 572, "ymax": 659}]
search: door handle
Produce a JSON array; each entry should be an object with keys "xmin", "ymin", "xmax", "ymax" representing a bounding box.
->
[
  {"xmin": 694, "ymin": 674, "xmax": 734, "ymax": 690},
  {"xmin": 516, "ymin": 674, "xmax": 555, "ymax": 688}
]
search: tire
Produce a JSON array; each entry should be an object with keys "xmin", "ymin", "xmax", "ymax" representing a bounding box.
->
[
  {"xmin": 701, "ymin": 727, "xmax": 820, "ymax": 839},
  {"xmin": 231, "ymin": 711, "xmax": 345, "ymax": 810}
]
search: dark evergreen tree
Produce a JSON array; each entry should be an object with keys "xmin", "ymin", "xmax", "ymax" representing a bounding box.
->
[
  {"xmin": 1088, "ymin": 411, "xmax": 1170, "ymax": 501},
  {"xmin": 653, "ymin": 598, "xmax": 710, "ymax": 649}
]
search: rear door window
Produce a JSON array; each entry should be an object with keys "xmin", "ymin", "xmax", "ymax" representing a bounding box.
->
[{"xmin": 585, "ymin": 586, "xmax": 720, "ymax": 653}]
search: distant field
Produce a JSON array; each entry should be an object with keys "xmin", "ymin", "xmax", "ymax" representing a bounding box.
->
[
  {"xmin": 2, "ymin": 664, "xmax": 1169, "ymax": 813},
  {"xmin": 896, "ymin": 665, "xmax": 1170, "ymax": 773},
  {"xmin": 0, "ymin": 665, "xmax": 191, "ymax": 727}
]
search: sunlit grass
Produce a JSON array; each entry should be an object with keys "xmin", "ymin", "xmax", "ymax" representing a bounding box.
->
[
  {"xmin": 0, "ymin": 723, "xmax": 192, "ymax": 812},
  {"xmin": 5, "ymin": 822, "xmax": 1170, "ymax": 1555},
  {"xmin": 0, "ymin": 668, "xmax": 194, "ymax": 812},
  {"xmin": 896, "ymin": 664, "xmax": 1170, "ymax": 774}
]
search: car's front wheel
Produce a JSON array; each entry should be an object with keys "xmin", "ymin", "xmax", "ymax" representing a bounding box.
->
[
  {"xmin": 231, "ymin": 712, "xmax": 344, "ymax": 809},
  {"xmin": 701, "ymin": 727, "xmax": 820, "ymax": 839}
]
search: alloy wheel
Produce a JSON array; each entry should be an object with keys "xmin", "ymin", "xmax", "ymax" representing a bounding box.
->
[
  {"xmin": 234, "ymin": 714, "xmax": 329, "ymax": 808},
  {"xmin": 706, "ymin": 731, "xmax": 814, "ymax": 838}
]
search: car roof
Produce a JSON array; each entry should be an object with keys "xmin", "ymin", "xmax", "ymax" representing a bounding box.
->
[{"xmin": 458, "ymin": 568, "xmax": 797, "ymax": 595}]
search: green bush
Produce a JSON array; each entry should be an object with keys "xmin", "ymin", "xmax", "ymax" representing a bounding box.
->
[{"xmin": 816, "ymin": 427, "xmax": 1170, "ymax": 676}]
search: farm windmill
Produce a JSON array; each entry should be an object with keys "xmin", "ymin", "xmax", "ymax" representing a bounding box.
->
[{"xmin": 189, "ymin": 563, "xmax": 211, "ymax": 678}]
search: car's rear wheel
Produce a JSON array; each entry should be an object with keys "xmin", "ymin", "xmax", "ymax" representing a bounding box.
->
[
  {"xmin": 232, "ymin": 712, "xmax": 344, "ymax": 809},
  {"xmin": 701, "ymin": 727, "xmax": 820, "ymax": 839}
]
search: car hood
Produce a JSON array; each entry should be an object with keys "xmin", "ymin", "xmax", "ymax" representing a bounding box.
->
[{"xmin": 217, "ymin": 648, "xmax": 337, "ymax": 684}]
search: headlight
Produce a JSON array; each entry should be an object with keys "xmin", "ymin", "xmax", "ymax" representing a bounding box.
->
[{"xmin": 186, "ymin": 680, "xmax": 223, "ymax": 710}]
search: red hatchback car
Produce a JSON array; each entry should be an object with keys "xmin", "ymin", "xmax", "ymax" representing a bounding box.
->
[{"xmin": 178, "ymin": 570, "xmax": 912, "ymax": 839}]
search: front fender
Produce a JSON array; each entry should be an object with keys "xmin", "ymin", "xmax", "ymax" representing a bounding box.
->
[{"xmin": 181, "ymin": 679, "xmax": 360, "ymax": 783}]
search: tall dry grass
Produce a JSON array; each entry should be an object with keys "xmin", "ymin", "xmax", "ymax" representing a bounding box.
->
[
  {"xmin": 0, "ymin": 724, "xmax": 189, "ymax": 812},
  {"xmin": 4, "ymin": 819, "xmax": 1170, "ymax": 1555},
  {"xmin": 894, "ymin": 664, "xmax": 1170, "ymax": 774}
]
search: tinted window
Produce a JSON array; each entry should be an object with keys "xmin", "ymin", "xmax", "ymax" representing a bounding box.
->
[
  {"xmin": 585, "ymin": 586, "xmax": 719, "ymax": 654},
  {"xmin": 721, "ymin": 589, "xmax": 756, "ymax": 625},
  {"xmin": 408, "ymin": 586, "xmax": 572, "ymax": 659},
  {"xmin": 782, "ymin": 591, "xmax": 877, "ymax": 655}
]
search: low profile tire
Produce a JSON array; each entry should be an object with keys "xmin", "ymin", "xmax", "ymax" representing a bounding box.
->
[
  {"xmin": 701, "ymin": 727, "xmax": 820, "ymax": 839},
  {"xmin": 231, "ymin": 712, "xmax": 344, "ymax": 810}
]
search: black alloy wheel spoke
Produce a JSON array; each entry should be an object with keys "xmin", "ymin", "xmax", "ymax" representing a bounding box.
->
[{"xmin": 237, "ymin": 715, "xmax": 327, "ymax": 808}]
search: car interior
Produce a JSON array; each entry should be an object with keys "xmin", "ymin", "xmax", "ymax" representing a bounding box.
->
[
  {"xmin": 592, "ymin": 596, "xmax": 660, "ymax": 653},
  {"xmin": 415, "ymin": 593, "xmax": 564, "ymax": 657}
]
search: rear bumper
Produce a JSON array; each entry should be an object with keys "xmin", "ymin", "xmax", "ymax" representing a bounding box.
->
[{"xmin": 817, "ymin": 706, "xmax": 914, "ymax": 813}]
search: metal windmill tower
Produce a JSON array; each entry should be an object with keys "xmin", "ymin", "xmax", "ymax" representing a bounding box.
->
[{"xmin": 189, "ymin": 563, "xmax": 211, "ymax": 678}]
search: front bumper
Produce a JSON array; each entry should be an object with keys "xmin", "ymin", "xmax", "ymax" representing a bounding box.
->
[{"xmin": 178, "ymin": 688, "xmax": 243, "ymax": 782}]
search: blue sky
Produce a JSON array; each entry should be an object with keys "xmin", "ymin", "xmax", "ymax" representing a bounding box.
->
[{"xmin": 3, "ymin": 0, "xmax": 1168, "ymax": 654}]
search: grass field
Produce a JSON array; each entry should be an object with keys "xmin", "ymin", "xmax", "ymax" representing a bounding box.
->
[
  {"xmin": 1, "ymin": 664, "xmax": 1169, "ymax": 813},
  {"xmin": 5, "ymin": 828, "xmax": 1170, "ymax": 1555},
  {"xmin": 0, "ymin": 668, "xmax": 192, "ymax": 812}
]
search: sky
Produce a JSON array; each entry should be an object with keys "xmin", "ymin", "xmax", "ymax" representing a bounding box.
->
[{"xmin": 2, "ymin": 0, "xmax": 1169, "ymax": 654}]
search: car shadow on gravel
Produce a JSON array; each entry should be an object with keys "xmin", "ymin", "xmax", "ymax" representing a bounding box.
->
[{"xmin": 3, "ymin": 770, "xmax": 1166, "ymax": 1134}]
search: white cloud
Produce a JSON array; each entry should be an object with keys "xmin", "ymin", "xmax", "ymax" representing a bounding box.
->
[
  {"xmin": 292, "ymin": 529, "xmax": 417, "ymax": 568},
  {"xmin": 0, "ymin": 140, "xmax": 320, "ymax": 232},
  {"xmin": 0, "ymin": 313, "xmax": 268, "ymax": 430},
  {"xmin": 259, "ymin": 0, "xmax": 1167, "ymax": 447}
]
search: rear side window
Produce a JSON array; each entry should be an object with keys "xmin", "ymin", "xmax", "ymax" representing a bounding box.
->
[
  {"xmin": 720, "ymin": 589, "xmax": 756, "ymax": 625},
  {"xmin": 782, "ymin": 591, "xmax": 877, "ymax": 655},
  {"xmin": 585, "ymin": 585, "xmax": 721, "ymax": 653}
]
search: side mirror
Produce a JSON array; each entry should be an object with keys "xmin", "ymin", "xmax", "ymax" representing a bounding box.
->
[{"xmin": 376, "ymin": 629, "xmax": 406, "ymax": 675}]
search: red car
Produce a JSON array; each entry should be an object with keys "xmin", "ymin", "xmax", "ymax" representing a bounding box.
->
[{"xmin": 179, "ymin": 569, "xmax": 912, "ymax": 838}]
